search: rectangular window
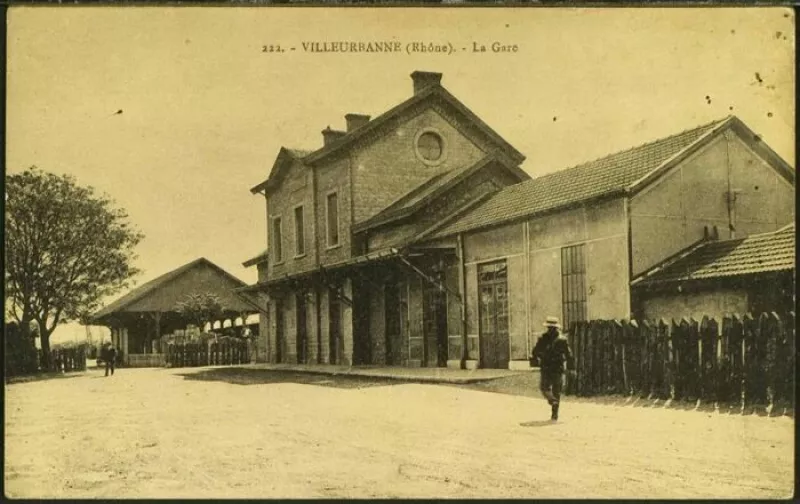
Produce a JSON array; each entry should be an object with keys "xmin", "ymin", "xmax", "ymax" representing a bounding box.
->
[
  {"xmin": 326, "ymin": 192, "xmax": 340, "ymax": 247},
  {"xmin": 294, "ymin": 206, "xmax": 305, "ymax": 257},
  {"xmin": 561, "ymin": 244, "xmax": 587, "ymax": 334},
  {"xmin": 272, "ymin": 217, "xmax": 282, "ymax": 263}
]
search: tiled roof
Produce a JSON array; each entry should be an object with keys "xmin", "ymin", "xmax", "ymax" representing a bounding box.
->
[
  {"xmin": 91, "ymin": 258, "xmax": 251, "ymax": 321},
  {"xmin": 632, "ymin": 225, "xmax": 796, "ymax": 286},
  {"xmin": 429, "ymin": 117, "xmax": 729, "ymax": 238}
]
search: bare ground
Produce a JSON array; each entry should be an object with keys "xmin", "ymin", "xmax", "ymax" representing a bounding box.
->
[{"xmin": 4, "ymin": 365, "xmax": 795, "ymax": 499}]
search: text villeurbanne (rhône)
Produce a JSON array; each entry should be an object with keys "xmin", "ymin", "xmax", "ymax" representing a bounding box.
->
[{"xmin": 261, "ymin": 41, "xmax": 519, "ymax": 55}]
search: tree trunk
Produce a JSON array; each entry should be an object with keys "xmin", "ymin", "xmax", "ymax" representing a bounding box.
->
[
  {"xmin": 40, "ymin": 330, "xmax": 52, "ymax": 370},
  {"xmin": 19, "ymin": 312, "xmax": 33, "ymax": 340}
]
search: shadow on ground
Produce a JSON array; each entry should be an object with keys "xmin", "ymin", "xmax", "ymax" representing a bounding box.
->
[
  {"xmin": 452, "ymin": 374, "xmax": 794, "ymax": 418},
  {"xmin": 178, "ymin": 367, "xmax": 402, "ymax": 389},
  {"xmin": 5, "ymin": 371, "xmax": 88, "ymax": 386},
  {"xmin": 519, "ymin": 419, "xmax": 560, "ymax": 428}
]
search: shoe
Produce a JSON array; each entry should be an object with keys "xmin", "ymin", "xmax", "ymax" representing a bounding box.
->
[{"xmin": 551, "ymin": 404, "xmax": 559, "ymax": 421}]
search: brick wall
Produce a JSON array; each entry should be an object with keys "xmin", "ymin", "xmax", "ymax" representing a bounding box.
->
[
  {"xmin": 351, "ymin": 106, "xmax": 489, "ymax": 224},
  {"xmin": 315, "ymin": 156, "xmax": 353, "ymax": 266},
  {"xmin": 267, "ymin": 158, "xmax": 317, "ymax": 280}
]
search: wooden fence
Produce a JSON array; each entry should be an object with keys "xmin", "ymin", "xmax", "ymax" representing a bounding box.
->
[
  {"xmin": 567, "ymin": 312, "xmax": 795, "ymax": 409},
  {"xmin": 165, "ymin": 339, "xmax": 249, "ymax": 368},
  {"xmin": 39, "ymin": 347, "xmax": 88, "ymax": 373}
]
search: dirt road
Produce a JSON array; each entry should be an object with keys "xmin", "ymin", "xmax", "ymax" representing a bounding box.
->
[{"xmin": 4, "ymin": 366, "xmax": 794, "ymax": 498}]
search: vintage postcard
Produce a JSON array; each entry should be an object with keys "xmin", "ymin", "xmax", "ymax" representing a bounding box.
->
[{"xmin": 4, "ymin": 5, "xmax": 795, "ymax": 499}]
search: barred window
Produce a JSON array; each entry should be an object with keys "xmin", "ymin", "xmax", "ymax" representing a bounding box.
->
[{"xmin": 561, "ymin": 244, "xmax": 587, "ymax": 333}]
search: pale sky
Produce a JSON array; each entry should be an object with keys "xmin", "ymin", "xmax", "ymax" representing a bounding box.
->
[{"xmin": 6, "ymin": 7, "xmax": 795, "ymax": 343}]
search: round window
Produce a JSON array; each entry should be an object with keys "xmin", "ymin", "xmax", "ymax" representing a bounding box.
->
[{"xmin": 416, "ymin": 132, "xmax": 443, "ymax": 162}]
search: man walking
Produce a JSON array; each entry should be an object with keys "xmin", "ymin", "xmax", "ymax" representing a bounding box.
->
[
  {"xmin": 103, "ymin": 342, "xmax": 117, "ymax": 377},
  {"xmin": 530, "ymin": 316, "xmax": 574, "ymax": 421}
]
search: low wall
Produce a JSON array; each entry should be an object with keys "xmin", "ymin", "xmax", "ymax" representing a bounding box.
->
[{"xmin": 126, "ymin": 353, "xmax": 166, "ymax": 368}]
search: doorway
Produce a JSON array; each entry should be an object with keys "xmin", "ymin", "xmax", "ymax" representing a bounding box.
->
[
  {"xmin": 478, "ymin": 260, "xmax": 510, "ymax": 369},
  {"xmin": 422, "ymin": 272, "xmax": 448, "ymax": 368}
]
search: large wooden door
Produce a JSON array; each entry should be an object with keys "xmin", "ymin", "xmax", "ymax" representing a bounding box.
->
[
  {"xmin": 478, "ymin": 261, "xmax": 510, "ymax": 369},
  {"xmin": 275, "ymin": 298, "xmax": 285, "ymax": 363},
  {"xmin": 422, "ymin": 272, "xmax": 448, "ymax": 368},
  {"xmin": 295, "ymin": 292, "xmax": 308, "ymax": 364}
]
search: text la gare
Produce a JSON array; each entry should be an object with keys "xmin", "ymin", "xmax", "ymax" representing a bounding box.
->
[{"xmin": 473, "ymin": 42, "xmax": 518, "ymax": 53}]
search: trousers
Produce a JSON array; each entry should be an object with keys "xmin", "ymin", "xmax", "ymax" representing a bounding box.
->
[
  {"xmin": 539, "ymin": 371, "xmax": 564, "ymax": 406},
  {"xmin": 105, "ymin": 359, "xmax": 115, "ymax": 376}
]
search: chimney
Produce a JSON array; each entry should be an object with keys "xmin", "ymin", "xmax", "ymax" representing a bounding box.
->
[
  {"xmin": 345, "ymin": 113, "xmax": 371, "ymax": 132},
  {"xmin": 411, "ymin": 71, "xmax": 443, "ymax": 95},
  {"xmin": 322, "ymin": 126, "xmax": 346, "ymax": 146}
]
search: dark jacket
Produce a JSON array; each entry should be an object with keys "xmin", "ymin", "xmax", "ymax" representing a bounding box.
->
[
  {"xmin": 531, "ymin": 331, "xmax": 574, "ymax": 374},
  {"xmin": 101, "ymin": 345, "xmax": 116, "ymax": 362}
]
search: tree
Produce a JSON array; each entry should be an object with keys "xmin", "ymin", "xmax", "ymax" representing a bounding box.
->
[
  {"xmin": 5, "ymin": 167, "xmax": 143, "ymax": 367},
  {"xmin": 174, "ymin": 292, "xmax": 223, "ymax": 336}
]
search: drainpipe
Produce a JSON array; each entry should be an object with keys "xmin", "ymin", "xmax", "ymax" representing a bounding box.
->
[
  {"xmin": 625, "ymin": 196, "xmax": 634, "ymax": 319},
  {"xmin": 523, "ymin": 221, "xmax": 531, "ymax": 359},
  {"xmin": 457, "ymin": 233, "xmax": 468, "ymax": 370}
]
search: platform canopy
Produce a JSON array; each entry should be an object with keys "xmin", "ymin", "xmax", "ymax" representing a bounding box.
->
[{"xmin": 91, "ymin": 257, "xmax": 261, "ymax": 331}]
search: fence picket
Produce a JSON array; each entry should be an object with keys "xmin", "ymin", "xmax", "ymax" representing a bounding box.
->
[
  {"xmin": 575, "ymin": 322, "xmax": 586, "ymax": 395},
  {"xmin": 639, "ymin": 320, "xmax": 652, "ymax": 397},
  {"xmin": 699, "ymin": 316, "xmax": 719, "ymax": 402},
  {"xmin": 783, "ymin": 312, "xmax": 795, "ymax": 409},
  {"xmin": 763, "ymin": 312, "xmax": 781, "ymax": 410},
  {"xmin": 686, "ymin": 318, "xmax": 700, "ymax": 401},
  {"xmin": 742, "ymin": 313, "xmax": 760, "ymax": 406}
]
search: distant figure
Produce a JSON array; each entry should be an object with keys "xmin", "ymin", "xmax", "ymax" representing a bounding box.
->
[
  {"xmin": 103, "ymin": 343, "xmax": 117, "ymax": 377},
  {"xmin": 242, "ymin": 326, "xmax": 255, "ymax": 363},
  {"xmin": 530, "ymin": 316, "xmax": 574, "ymax": 421}
]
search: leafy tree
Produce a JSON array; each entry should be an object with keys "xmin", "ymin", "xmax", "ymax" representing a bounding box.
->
[
  {"xmin": 174, "ymin": 292, "xmax": 224, "ymax": 335},
  {"xmin": 5, "ymin": 167, "xmax": 143, "ymax": 366}
]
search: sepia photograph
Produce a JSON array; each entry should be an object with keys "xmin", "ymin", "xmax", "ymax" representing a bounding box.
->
[{"xmin": 4, "ymin": 5, "xmax": 796, "ymax": 499}]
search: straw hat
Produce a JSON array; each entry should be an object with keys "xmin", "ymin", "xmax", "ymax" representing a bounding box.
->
[{"xmin": 543, "ymin": 316, "xmax": 562, "ymax": 329}]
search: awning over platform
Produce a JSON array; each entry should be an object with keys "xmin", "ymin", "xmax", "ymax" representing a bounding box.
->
[
  {"xmin": 237, "ymin": 246, "xmax": 460, "ymax": 303},
  {"xmin": 237, "ymin": 248, "xmax": 403, "ymax": 293}
]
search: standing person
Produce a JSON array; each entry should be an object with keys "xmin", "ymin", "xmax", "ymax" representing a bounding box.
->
[
  {"xmin": 530, "ymin": 316, "xmax": 574, "ymax": 421},
  {"xmin": 104, "ymin": 342, "xmax": 117, "ymax": 377}
]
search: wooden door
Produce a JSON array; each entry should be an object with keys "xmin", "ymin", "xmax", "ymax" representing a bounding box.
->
[
  {"xmin": 422, "ymin": 273, "xmax": 448, "ymax": 368},
  {"xmin": 478, "ymin": 261, "xmax": 510, "ymax": 369}
]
